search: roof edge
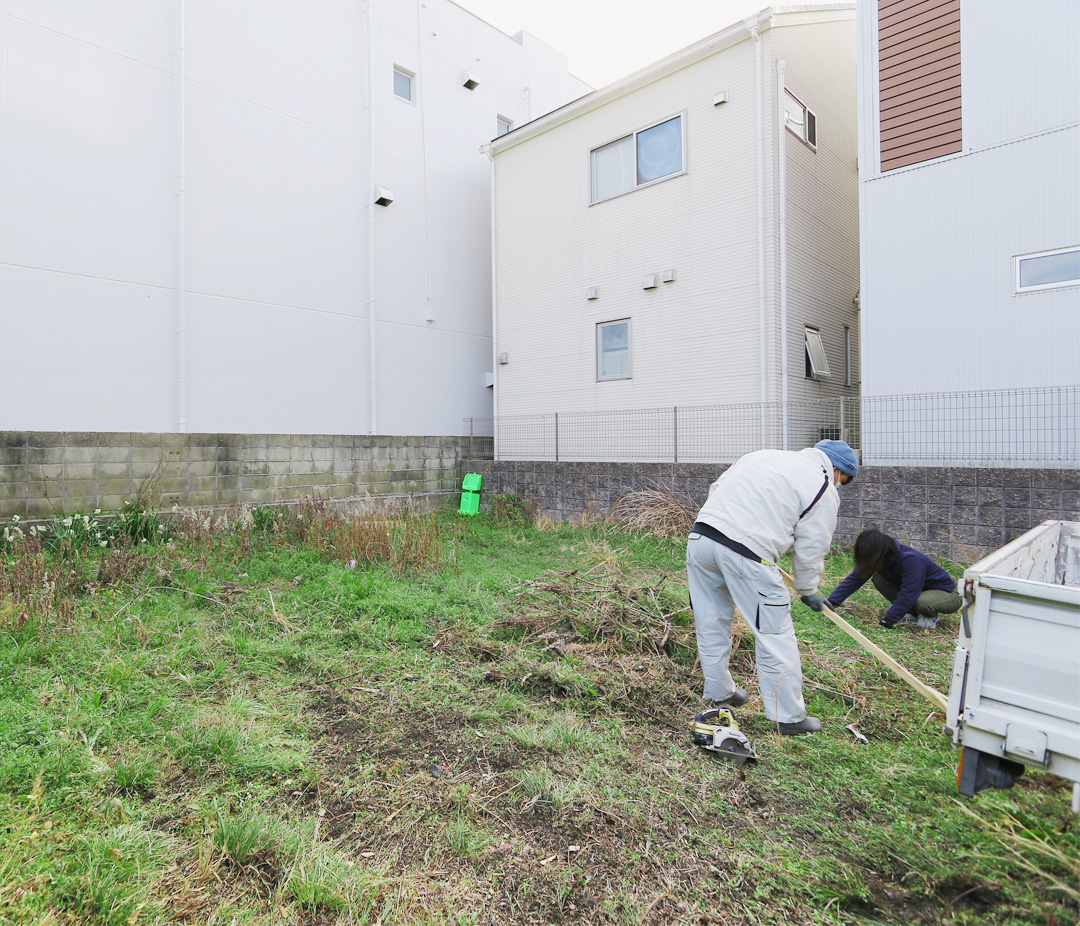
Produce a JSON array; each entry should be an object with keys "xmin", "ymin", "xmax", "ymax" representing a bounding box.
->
[{"xmin": 490, "ymin": 4, "xmax": 855, "ymax": 154}]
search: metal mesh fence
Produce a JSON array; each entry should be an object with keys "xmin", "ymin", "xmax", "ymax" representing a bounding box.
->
[{"xmin": 465, "ymin": 385, "xmax": 1079, "ymax": 467}]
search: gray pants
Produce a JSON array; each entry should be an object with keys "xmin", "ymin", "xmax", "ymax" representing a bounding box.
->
[
  {"xmin": 686, "ymin": 532, "xmax": 807, "ymax": 723},
  {"xmin": 871, "ymin": 575, "xmax": 962, "ymax": 616}
]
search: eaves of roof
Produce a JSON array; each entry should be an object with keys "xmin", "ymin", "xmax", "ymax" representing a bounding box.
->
[{"xmin": 489, "ymin": 3, "xmax": 855, "ymax": 154}]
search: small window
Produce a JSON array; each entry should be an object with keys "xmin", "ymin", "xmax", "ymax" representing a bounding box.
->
[
  {"xmin": 805, "ymin": 327, "xmax": 830, "ymax": 379},
  {"xmin": 496, "ymin": 116, "xmax": 512, "ymax": 137},
  {"xmin": 393, "ymin": 67, "xmax": 413, "ymax": 102},
  {"xmin": 843, "ymin": 325, "xmax": 853, "ymax": 387},
  {"xmin": 784, "ymin": 89, "xmax": 816, "ymax": 148},
  {"xmin": 591, "ymin": 114, "xmax": 684, "ymax": 203},
  {"xmin": 597, "ymin": 319, "xmax": 631, "ymax": 381},
  {"xmin": 1016, "ymin": 247, "xmax": 1080, "ymax": 293}
]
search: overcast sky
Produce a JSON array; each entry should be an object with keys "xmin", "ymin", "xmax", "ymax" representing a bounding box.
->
[{"xmin": 452, "ymin": 0, "xmax": 773, "ymax": 88}]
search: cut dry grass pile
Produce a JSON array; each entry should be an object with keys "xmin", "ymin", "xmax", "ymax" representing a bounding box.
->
[
  {"xmin": 613, "ymin": 483, "xmax": 695, "ymax": 539},
  {"xmin": 493, "ymin": 542, "xmax": 693, "ymax": 657}
]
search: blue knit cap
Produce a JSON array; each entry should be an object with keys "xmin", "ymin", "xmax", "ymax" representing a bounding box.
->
[{"xmin": 815, "ymin": 439, "xmax": 859, "ymax": 480}]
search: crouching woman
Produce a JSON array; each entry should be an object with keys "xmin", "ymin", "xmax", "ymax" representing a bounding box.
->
[{"xmin": 826, "ymin": 529, "xmax": 961, "ymax": 629}]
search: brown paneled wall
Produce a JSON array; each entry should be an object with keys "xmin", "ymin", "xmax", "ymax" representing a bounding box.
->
[{"xmin": 878, "ymin": 0, "xmax": 962, "ymax": 170}]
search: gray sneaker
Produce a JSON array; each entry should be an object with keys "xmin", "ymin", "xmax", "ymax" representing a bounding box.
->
[
  {"xmin": 914, "ymin": 615, "xmax": 939, "ymax": 629},
  {"xmin": 711, "ymin": 687, "xmax": 748, "ymax": 709},
  {"xmin": 777, "ymin": 716, "xmax": 822, "ymax": 735}
]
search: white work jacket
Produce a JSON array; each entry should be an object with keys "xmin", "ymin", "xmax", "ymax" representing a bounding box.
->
[{"xmin": 694, "ymin": 447, "xmax": 840, "ymax": 595}]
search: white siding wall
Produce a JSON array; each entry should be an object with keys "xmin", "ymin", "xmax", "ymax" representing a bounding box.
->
[
  {"xmin": 859, "ymin": 0, "xmax": 1080, "ymax": 399},
  {"xmin": 769, "ymin": 19, "xmax": 860, "ymax": 425},
  {"xmin": 861, "ymin": 128, "xmax": 1079, "ymax": 397},
  {"xmin": 0, "ymin": 0, "xmax": 587, "ymax": 435},
  {"xmin": 493, "ymin": 11, "xmax": 858, "ymax": 440}
]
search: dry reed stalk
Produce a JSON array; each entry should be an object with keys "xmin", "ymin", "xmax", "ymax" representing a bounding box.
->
[{"xmin": 613, "ymin": 483, "xmax": 695, "ymax": 539}]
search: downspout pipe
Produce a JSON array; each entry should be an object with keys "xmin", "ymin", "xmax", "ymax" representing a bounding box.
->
[
  {"xmin": 484, "ymin": 142, "xmax": 497, "ymax": 460},
  {"xmin": 174, "ymin": 0, "xmax": 187, "ymax": 432},
  {"xmin": 746, "ymin": 17, "xmax": 766, "ymax": 447},
  {"xmin": 777, "ymin": 58, "xmax": 789, "ymax": 449},
  {"xmin": 366, "ymin": 0, "xmax": 378, "ymax": 434}
]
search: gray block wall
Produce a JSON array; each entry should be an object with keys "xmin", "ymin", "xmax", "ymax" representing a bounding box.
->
[
  {"xmin": 462, "ymin": 459, "xmax": 1080, "ymax": 563},
  {"xmin": 0, "ymin": 432, "xmax": 468, "ymax": 520}
]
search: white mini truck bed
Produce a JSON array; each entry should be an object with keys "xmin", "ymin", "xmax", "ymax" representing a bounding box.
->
[{"xmin": 946, "ymin": 520, "xmax": 1080, "ymax": 810}]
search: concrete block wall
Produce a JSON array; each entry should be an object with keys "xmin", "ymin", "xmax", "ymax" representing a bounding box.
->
[
  {"xmin": 462, "ymin": 459, "xmax": 1080, "ymax": 563},
  {"xmin": 0, "ymin": 432, "xmax": 468, "ymax": 520}
]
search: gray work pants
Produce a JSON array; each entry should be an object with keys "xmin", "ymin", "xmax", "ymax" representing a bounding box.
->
[{"xmin": 686, "ymin": 532, "xmax": 808, "ymax": 723}]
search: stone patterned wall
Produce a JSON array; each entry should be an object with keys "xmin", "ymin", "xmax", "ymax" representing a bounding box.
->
[
  {"xmin": 461, "ymin": 459, "xmax": 1080, "ymax": 562},
  {"xmin": 0, "ymin": 432, "xmax": 467, "ymax": 520}
]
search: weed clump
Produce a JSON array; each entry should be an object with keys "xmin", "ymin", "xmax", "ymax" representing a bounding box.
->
[
  {"xmin": 613, "ymin": 482, "xmax": 695, "ymax": 539},
  {"xmin": 494, "ymin": 542, "xmax": 692, "ymax": 657}
]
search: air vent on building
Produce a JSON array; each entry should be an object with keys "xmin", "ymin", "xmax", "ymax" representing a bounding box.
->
[
  {"xmin": 586, "ymin": 286, "xmax": 599, "ymax": 300},
  {"xmin": 642, "ymin": 273, "xmax": 659, "ymax": 290},
  {"xmin": 462, "ymin": 71, "xmax": 479, "ymax": 90},
  {"xmin": 374, "ymin": 186, "xmax": 394, "ymax": 206}
]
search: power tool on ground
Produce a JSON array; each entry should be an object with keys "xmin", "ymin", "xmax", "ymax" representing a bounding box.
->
[{"xmin": 691, "ymin": 707, "xmax": 759, "ymax": 766}]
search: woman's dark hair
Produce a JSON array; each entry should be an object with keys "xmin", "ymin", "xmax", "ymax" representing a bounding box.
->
[{"xmin": 853, "ymin": 529, "xmax": 899, "ymax": 578}]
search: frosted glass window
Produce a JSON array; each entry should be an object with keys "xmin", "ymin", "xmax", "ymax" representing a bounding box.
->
[
  {"xmin": 784, "ymin": 90, "xmax": 817, "ymax": 148},
  {"xmin": 636, "ymin": 117, "xmax": 683, "ymax": 184},
  {"xmin": 590, "ymin": 114, "xmax": 684, "ymax": 203},
  {"xmin": 592, "ymin": 136, "xmax": 634, "ymax": 202},
  {"xmin": 597, "ymin": 320, "xmax": 631, "ymax": 381},
  {"xmin": 496, "ymin": 117, "xmax": 512, "ymax": 137},
  {"xmin": 805, "ymin": 328, "xmax": 831, "ymax": 379},
  {"xmin": 1016, "ymin": 247, "xmax": 1080, "ymax": 292},
  {"xmin": 393, "ymin": 67, "xmax": 413, "ymax": 102}
]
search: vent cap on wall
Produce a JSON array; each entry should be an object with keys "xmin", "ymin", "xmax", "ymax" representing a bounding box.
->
[
  {"xmin": 374, "ymin": 186, "xmax": 394, "ymax": 206},
  {"xmin": 462, "ymin": 71, "xmax": 479, "ymax": 90},
  {"xmin": 586, "ymin": 286, "xmax": 599, "ymax": 300},
  {"xmin": 642, "ymin": 273, "xmax": 659, "ymax": 290}
]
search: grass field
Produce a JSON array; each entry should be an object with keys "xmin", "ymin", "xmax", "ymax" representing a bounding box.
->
[{"xmin": 0, "ymin": 499, "xmax": 1076, "ymax": 925}]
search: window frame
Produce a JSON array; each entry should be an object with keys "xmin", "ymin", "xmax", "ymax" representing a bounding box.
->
[
  {"xmin": 596, "ymin": 318, "xmax": 632, "ymax": 382},
  {"xmin": 784, "ymin": 89, "xmax": 817, "ymax": 150},
  {"xmin": 1015, "ymin": 246, "xmax": 1080, "ymax": 293},
  {"xmin": 393, "ymin": 66, "xmax": 415, "ymax": 103},
  {"xmin": 496, "ymin": 115, "xmax": 513, "ymax": 137},
  {"xmin": 804, "ymin": 327, "xmax": 831, "ymax": 380},
  {"xmin": 843, "ymin": 325, "xmax": 853, "ymax": 387},
  {"xmin": 590, "ymin": 112, "xmax": 686, "ymax": 204}
]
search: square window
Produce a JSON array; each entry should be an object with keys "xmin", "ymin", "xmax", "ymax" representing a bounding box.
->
[
  {"xmin": 591, "ymin": 114, "xmax": 683, "ymax": 203},
  {"xmin": 597, "ymin": 319, "xmax": 631, "ymax": 381},
  {"xmin": 1016, "ymin": 247, "xmax": 1080, "ymax": 292},
  {"xmin": 784, "ymin": 90, "xmax": 817, "ymax": 148},
  {"xmin": 496, "ymin": 116, "xmax": 512, "ymax": 137},
  {"xmin": 805, "ymin": 328, "xmax": 830, "ymax": 379},
  {"xmin": 393, "ymin": 67, "xmax": 413, "ymax": 102}
]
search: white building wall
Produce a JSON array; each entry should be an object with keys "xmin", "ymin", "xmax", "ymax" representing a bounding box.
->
[
  {"xmin": 495, "ymin": 38, "xmax": 766, "ymax": 422},
  {"xmin": 0, "ymin": 0, "xmax": 587, "ymax": 435},
  {"xmin": 493, "ymin": 10, "xmax": 857, "ymax": 455},
  {"xmin": 858, "ymin": 0, "xmax": 1079, "ymax": 399},
  {"xmin": 769, "ymin": 17, "xmax": 860, "ymax": 428},
  {"xmin": 856, "ymin": 0, "xmax": 1079, "ymax": 465}
]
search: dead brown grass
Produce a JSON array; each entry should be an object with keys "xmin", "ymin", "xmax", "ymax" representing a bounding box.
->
[
  {"xmin": 493, "ymin": 542, "xmax": 692, "ymax": 657},
  {"xmin": 613, "ymin": 483, "xmax": 695, "ymax": 539}
]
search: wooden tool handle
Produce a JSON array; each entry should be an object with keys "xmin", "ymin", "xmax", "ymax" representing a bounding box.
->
[{"xmin": 777, "ymin": 567, "xmax": 949, "ymax": 713}]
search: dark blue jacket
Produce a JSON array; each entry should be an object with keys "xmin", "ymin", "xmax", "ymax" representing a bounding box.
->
[{"xmin": 827, "ymin": 542, "xmax": 956, "ymax": 624}]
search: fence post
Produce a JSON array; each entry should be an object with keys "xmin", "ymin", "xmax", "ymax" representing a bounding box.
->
[
  {"xmin": 839, "ymin": 401, "xmax": 846, "ymax": 443},
  {"xmin": 554, "ymin": 412, "xmax": 559, "ymax": 463},
  {"xmin": 673, "ymin": 406, "xmax": 678, "ymax": 463}
]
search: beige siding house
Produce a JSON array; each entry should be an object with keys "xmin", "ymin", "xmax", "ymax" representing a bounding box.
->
[{"xmin": 490, "ymin": 5, "xmax": 858, "ymax": 461}]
